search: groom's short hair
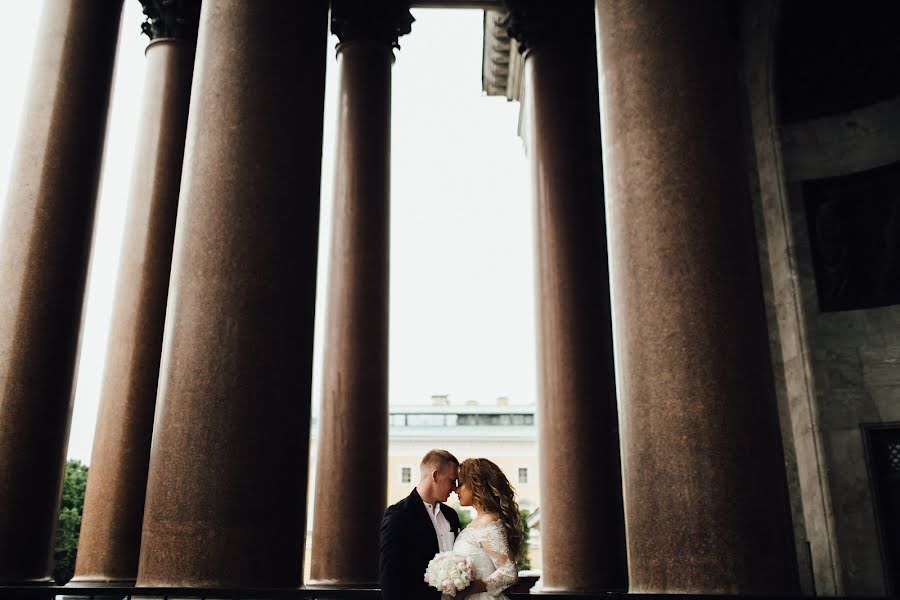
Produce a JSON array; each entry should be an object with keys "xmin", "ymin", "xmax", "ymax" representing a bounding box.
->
[{"xmin": 420, "ymin": 449, "xmax": 459, "ymax": 477}]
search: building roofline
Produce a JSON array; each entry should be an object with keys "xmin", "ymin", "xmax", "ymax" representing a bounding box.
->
[{"xmin": 389, "ymin": 403, "xmax": 536, "ymax": 414}]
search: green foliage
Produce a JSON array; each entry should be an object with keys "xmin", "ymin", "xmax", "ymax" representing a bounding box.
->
[
  {"xmin": 518, "ymin": 509, "xmax": 531, "ymax": 571},
  {"xmin": 454, "ymin": 506, "xmax": 473, "ymax": 529},
  {"xmin": 59, "ymin": 459, "xmax": 88, "ymax": 512},
  {"xmin": 53, "ymin": 507, "xmax": 81, "ymax": 584},
  {"xmin": 53, "ymin": 459, "xmax": 88, "ymax": 584}
]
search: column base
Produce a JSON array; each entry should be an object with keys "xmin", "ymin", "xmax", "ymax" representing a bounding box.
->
[
  {"xmin": 62, "ymin": 579, "xmax": 136, "ymax": 600},
  {"xmin": 66, "ymin": 578, "xmax": 137, "ymax": 587},
  {"xmin": 0, "ymin": 577, "xmax": 54, "ymax": 585},
  {"xmin": 304, "ymin": 580, "xmax": 379, "ymax": 589}
]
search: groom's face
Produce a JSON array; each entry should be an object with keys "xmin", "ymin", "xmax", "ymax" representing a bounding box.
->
[{"xmin": 435, "ymin": 464, "xmax": 458, "ymax": 502}]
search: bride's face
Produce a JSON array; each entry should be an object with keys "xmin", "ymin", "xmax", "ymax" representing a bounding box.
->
[{"xmin": 456, "ymin": 480, "xmax": 474, "ymax": 507}]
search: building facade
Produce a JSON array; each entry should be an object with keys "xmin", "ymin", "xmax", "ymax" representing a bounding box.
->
[{"xmin": 385, "ymin": 399, "xmax": 539, "ymax": 509}]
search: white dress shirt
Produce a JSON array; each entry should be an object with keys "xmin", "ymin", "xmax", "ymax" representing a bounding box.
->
[
  {"xmin": 423, "ymin": 500, "xmax": 455, "ymax": 553},
  {"xmin": 424, "ymin": 501, "xmax": 456, "ymax": 600}
]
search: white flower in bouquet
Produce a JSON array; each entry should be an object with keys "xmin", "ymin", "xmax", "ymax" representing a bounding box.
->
[{"xmin": 424, "ymin": 550, "xmax": 473, "ymax": 597}]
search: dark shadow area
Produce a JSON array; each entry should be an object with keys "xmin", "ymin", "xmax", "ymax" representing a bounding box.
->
[{"xmin": 777, "ymin": 2, "xmax": 900, "ymax": 123}]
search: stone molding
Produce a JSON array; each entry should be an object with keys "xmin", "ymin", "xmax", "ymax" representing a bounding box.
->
[
  {"xmin": 740, "ymin": 0, "xmax": 843, "ymax": 594},
  {"xmin": 139, "ymin": 0, "xmax": 201, "ymax": 41},
  {"xmin": 482, "ymin": 10, "xmax": 519, "ymax": 98},
  {"xmin": 330, "ymin": 0, "xmax": 414, "ymax": 49},
  {"xmin": 780, "ymin": 95, "xmax": 900, "ymax": 181}
]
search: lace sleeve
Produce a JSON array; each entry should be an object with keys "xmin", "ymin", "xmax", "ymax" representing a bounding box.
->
[{"xmin": 478, "ymin": 522, "xmax": 519, "ymax": 597}]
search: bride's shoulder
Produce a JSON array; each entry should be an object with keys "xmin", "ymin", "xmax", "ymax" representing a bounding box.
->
[{"xmin": 470, "ymin": 513, "xmax": 501, "ymax": 528}]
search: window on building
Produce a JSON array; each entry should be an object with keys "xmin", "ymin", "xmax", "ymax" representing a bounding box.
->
[
  {"xmin": 454, "ymin": 413, "xmax": 535, "ymax": 426},
  {"xmin": 406, "ymin": 414, "xmax": 445, "ymax": 426},
  {"xmin": 518, "ymin": 467, "xmax": 528, "ymax": 484},
  {"xmin": 401, "ymin": 466, "xmax": 412, "ymax": 484}
]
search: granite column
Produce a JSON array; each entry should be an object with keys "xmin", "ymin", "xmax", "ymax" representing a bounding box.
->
[
  {"xmin": 506, "ymin": 1, "xmax": 626, "ymax": 591},
  {"xmin": 309, "ymin": 2, "xmax": 412, "ymax": 586},
  {"xmin": 135, "ymin": 1, "xmax": 328, "ymax": 587},
  {"xmin": 0, "ymin": 0, "xmax": 122, "ymax": 583},
  {"xmin": 71, "ymin": 1, "xmax": 199, "ymax": 586},
  {"xmin": 595, "ymin": 1, "xmax": 799, "ymax": 593}
]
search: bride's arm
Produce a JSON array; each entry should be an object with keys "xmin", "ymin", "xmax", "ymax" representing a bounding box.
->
[
  {"xmin": 477, "ymin": 526, "xmax": 519, "ymax": 597},
  {"xmin": 460, "ymin": 580, "xmax": 488, "ymax": 596}
]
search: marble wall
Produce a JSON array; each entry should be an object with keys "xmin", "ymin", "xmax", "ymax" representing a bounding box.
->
[
  {"xmin": 741, "ymin": 2, "xmax": 897, "ymax": 594},
  {"xmin": 787, "ymin": 183, "xmax": 896, "ymax": 596}
]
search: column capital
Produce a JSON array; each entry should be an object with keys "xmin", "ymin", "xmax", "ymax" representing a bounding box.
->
[
  {"xmin": 502, "ymin": 0, "xmax": 594, "ymax": 53},
  {"xmin": 140, "ymin": 0, "xmax": 201, "ymax": 41},
  {"xmin": 331, "ymin": 0, "xmax": 414, "ymax": 49}
]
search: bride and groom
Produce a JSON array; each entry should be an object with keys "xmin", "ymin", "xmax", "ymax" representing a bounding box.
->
[{"xmin": 378, "ymin": 449, "xmax": 522, "ymax": 600}]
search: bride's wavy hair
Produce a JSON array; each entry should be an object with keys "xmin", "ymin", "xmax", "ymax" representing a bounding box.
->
[{"xmin": 458, "ymin": 458, "xmax": 525, "ymax": 561}]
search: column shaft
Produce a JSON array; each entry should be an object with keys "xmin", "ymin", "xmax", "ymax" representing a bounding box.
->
[
  {"xmin": 595, "ymin": 1, "xmax": 798, "ymax": 593},
  {"xmin": 73, "ymin": 36, "xmax": 196, "ymax": 585},
  {"xmin": 524, "ymin": 31, "xmax": 626, "ymax": 592},
  {"xmin": 135, "ymin": 1, "xmax": 328, "ymax": 587},
  {"xmin": 310, "ymin": 41, "xmax": 391, "ymax": 585},
  {"xmin": 0, "ymin": 0, "xmax": 122, "ymax": 583}
]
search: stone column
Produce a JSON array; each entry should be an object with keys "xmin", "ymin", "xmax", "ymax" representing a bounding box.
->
[
  {"xmin": 134, "ymin": 1, "xmax": 328, "ymax": 588},
  {"xmin": 71, "ymin": 1, "xmax": 200, "ymax": 586},
  {"xmin": 595, "ymin": 1, "xmax": 799, "ymax": 594},
  {"xmin": 309, "ymin": 1, "xmax": 412, "ymax": 586},
  {"xmin": 0, "ymin": 1, "xmax": 122, "ymax": 584},
  {"xmin": 505, "ymin": 1, "xmax": 626, "ymax": 592}
]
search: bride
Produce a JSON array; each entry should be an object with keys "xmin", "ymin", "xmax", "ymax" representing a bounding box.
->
[{"xmin": 453, "ymin": 458, "xmax": 523, "ymax": 599}]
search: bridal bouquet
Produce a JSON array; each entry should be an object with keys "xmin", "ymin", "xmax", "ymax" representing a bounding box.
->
[{"xmin": 424, "ymin": 551, "xmax": 473, "ymax": 597}]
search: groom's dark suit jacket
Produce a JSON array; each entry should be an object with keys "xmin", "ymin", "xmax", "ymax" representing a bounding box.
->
[{"xmin": 379, "ymin": 488, "xmax": 461, "ymax": 600}]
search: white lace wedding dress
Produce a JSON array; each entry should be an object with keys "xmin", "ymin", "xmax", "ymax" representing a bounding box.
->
[{"xmin": 452, "ymin": 520, "xmax": 518, "ymax": 599}]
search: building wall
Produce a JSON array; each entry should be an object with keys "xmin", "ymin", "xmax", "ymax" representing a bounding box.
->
[
  {"xmin": 387, "ymin": 437, "xmax": 540, "ymax": 508},
  {"xmin": 742, "ymin": 5, "xmax": 899, "ymax": 593},
  {"xmin": 741, "ymin": 5, "xmax": 830, "ymax": 593},
  {"xmin": 787, "ymin": 180, "xmax": 900, "ymax": 595}
]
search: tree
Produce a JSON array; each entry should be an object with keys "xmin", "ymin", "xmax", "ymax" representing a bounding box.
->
[
  {"xmin": 453, "ymin": 506, "xmax": 473, "ymax": 529},
  {"xmin": 53, "ymin": 459, "xmax": 88, "ymax": 584},
  {"xmin": 518, "ymin": 509, "xmax": 531, "ymax": 571}
]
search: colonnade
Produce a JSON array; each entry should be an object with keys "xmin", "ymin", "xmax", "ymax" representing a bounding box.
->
[{"xmin": 0, "ymin": 0, "xmax": 799, "ymax": 595}]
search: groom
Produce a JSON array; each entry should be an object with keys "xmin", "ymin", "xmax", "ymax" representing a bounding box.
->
[{"xmin": 379, "ymin": 449, "xmax": 462, "ymax": 600}]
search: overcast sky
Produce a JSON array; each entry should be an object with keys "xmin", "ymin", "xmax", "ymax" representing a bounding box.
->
[{"xmin": 0, "ymin": 2, "xmax": 536, "ymax": 465}]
